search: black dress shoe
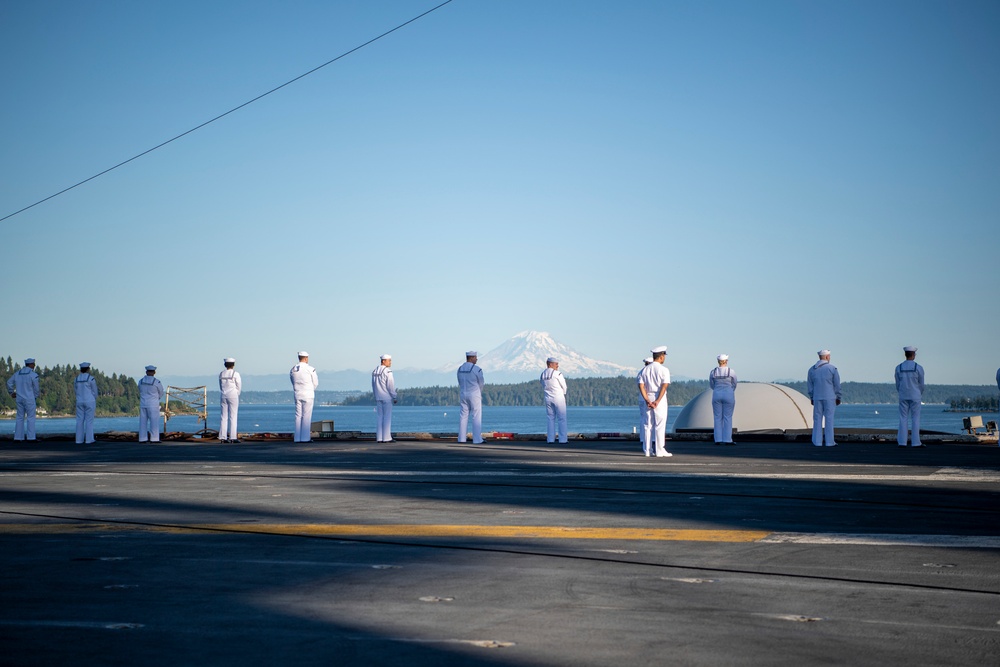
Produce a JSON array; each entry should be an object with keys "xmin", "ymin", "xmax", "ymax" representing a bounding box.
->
[{"xmin": 230, "ymin": 439, "xmax": 241, "ymax": 444}]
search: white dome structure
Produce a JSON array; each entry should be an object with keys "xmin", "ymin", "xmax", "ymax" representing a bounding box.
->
[{"xmin": 672, "ymin": 383, "xmax": 813, "ymax": 433}]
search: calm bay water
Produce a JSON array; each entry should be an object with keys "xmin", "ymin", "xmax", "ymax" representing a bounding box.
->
[{"xmin": 0, "ymin": 404, "xmax": 983, "ymax": 436}]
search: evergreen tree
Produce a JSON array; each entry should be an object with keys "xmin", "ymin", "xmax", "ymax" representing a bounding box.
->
[{"xmin": 1, "ymin": 357, "xmax": 141, "ymax": 417}]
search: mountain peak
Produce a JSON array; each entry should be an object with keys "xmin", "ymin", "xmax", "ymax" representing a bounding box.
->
[{"xmin": 477, "ymin": 331, "xmax": 633, "ymax": 378}]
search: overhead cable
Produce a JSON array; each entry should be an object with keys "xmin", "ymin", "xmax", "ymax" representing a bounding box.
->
[{"xmin": 0, "ymin": 0, "xmax": 457, "ymax": 224}]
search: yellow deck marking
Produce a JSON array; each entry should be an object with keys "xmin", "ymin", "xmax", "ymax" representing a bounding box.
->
[{"xmin": 0, "ymin": 523, "xmax": 770, "ymax": 542}]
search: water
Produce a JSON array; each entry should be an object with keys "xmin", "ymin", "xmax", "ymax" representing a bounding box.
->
[{"xmin": 0, "ymin": 404, "xmax": 984, "ymax": 436}]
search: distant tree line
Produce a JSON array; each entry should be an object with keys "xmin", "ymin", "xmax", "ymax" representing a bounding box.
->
[
  {"xmin": 1, "ymin": 356, "xmax": 140, "ymax": 417},
  {"xmin": 343, "ymin": 378, "xmax": 712, "ymax": 408},
  {"xmin": 206, "ymin": 390, "xmax": 363, "ymax": 405},
  {"xmin": 340, "ymin": 377, "xmax": 1000, "ymax": 408},
  {"xmin": 947, "ymin": 395, "xmax": 999, "ymax": 412},
  {"xmin": 781, "ymin": 381, "xmax": 999, "ymax": 406}
]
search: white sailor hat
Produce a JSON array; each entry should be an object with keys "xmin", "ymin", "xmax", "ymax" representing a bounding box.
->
[
  {"xmin": 297, "ymin": 351, "xmax": 309, "ymax": 357},
  {"xmin": 717, "ymin": 354, "xmax": 729, "ymax": 361},
  {"xmin": 80, "ymin": 362, "xmax": 91, "ymax": 369},
  {"xmin": 381, "ymin": 354, "xmax": 391, "ymax": 360},
  {"xmin": 224, "ymin": 357, "xmax": 236, "ymax": 363},
  {"xmin": 903, "ymin": 346, "xmax": 917, "ymax": 353},
  {"xmin": 651, "ymin": 346, "xmax": 667, "ymax": 355},
  {"xmin": 24, "ymin": 358, "xmax": 35, "ymax": 364},
  {"xmin": 818, "ymin": 349, "xmax": 831, "ymax": 357},
  {"xmin": 466, "ymin": 350, "xmax": 478, "ymax": 357},
  {"xmin": 145, "ymin": 365, "xmax": 157, "ymax": 371},
  {"xmin": 546, "ymin": 357, "xmax": 558, "ymax": 364},
  {"xmin": 643, "ymin": 357, "xmax": 653, "ymax": 364}
]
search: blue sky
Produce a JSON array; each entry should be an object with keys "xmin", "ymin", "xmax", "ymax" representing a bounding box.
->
[{"xmin": 2, "ymin": 0, "xmax": 998, "ymax": 385}]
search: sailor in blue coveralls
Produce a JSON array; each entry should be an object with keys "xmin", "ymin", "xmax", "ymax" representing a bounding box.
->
[
  {"xmin": 74, "ymin": 362, "xmax": 99, "ymax": 444},
  {"xmin": 138, "ymin": 365, "xmax": 165, "ymax": 442},
  {"xmin": 372, "ymin": 354, "xmax": 398, "ymax": 442},
  {"xmin": 807, "ymin": 350, "xmax": 841, "ymax": 447},
  {"xmin": 457, "ymin": 351, "xmax": 485, "ymax": 443},
  {"xmin": 6, "ymin": 358, "xmax": 40, "ymax": 441},
  {"xmin": 710, "ymin": 354, "xmax": 737, "ymax": 445},
  {"xmin": 895, "ymin": 346, "xmax": 925, "ymax": 447}
]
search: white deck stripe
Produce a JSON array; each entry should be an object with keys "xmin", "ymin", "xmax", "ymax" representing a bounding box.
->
[
  {"xmin": 4, "ymin": 469, "xmax": 1000, "ymax": 482},
  {"xmin": 761, "ymin": 533, "xmax": 1000, "ymax": 548}
]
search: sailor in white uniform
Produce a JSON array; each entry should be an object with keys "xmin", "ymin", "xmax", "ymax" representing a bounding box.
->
[
  {"xmin": 457, "ymin": 351, "xmax": 485, "ymax": 444},
  {"xmin": 6, "ymin": 358, "xmax": 40, "ymax": 441},
  {"xmin": 636, "ymin": 357, "xmax": 653, "ymax": 455},
  {"xmin": 74, "ymin": 362, "xmax": 99, "ymax": 444},
  {"xmin": 219, "ymin": 358, "xmax": 242, "ymax": 443},
  {"xmin": 138, "ymin": 365, "xmax": 165, "ymax": 443},
  {"xmin": 638, "ymin": 346, "xmax": 672, "ymax": 457},
  {"xmin": 372, "ymin": 354, "xmax": 398, "ymax": 442},
  {"xmin": 290, "ymin": 351, "xmax": 319, "ymax": 443},
  {"xmin": 807, "ymin": 350, "xmax": 841, "ymax": 447},
  {"xmin": 540, "ymin": 357, "xmax": 568, "ymax": 443},
  {"xmin": 709, "ymin": 354, "xmax": 737, "ymax": 445},
  {"xmin": 895, "ymin": 346, "xmax": 925, "ymax": 448}
]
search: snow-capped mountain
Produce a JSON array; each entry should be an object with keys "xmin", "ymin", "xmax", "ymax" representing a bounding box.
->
[
  {"xmin": 475, "ymin": 331, "xmax": 634, "ymax": 381},
  {"xmin": 161, "ymin": 332, "xmax": 636, "ymax": 391}
]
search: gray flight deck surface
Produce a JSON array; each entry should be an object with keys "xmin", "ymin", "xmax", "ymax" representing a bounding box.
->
[{"xmin": 1, "ymin": 437, "xmax": 998, "ymax": 666}]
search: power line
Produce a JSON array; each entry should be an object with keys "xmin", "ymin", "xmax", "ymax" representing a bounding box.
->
[{"xmin": 1, "ymin": 0, "xmax": 457, "ymax": 224}]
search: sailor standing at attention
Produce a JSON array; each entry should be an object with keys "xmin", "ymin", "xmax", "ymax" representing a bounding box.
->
[
  {"xmin": 6, "ymin": 358, "xmax": 40, "ymax": 442},
  {"xmin": 638, "ymin": 346, "xmax": 672, "ymax": 457},
  {"xmin": 219, "ymin": 358, "xmax": 242, "ymax": 443},
  {"xmin": 807, "ymin": 350, "xmax": 841, "ymax": 447},
  {"xmin": 372, "ymin": 354, "xmax": 398, "ymax": 442},
  {"xmin": 895, "ymin": 346, "xmax": 925, "ymax": 448},
  {"xmin": 74, "ymin": 362, "xmax": 99, "ymax": 444},
  {"xmin": 290, "ymin": 351, "xmax": 319, "ymax": 443},
  {"xmin": 710, "ymin": 354, "xmax": 737, "ymax": 445},
  {"xmin": 636, "ymin": 357, "xmax": 653, "ymax": 455},
  {"xmin": 540, "ymin": 357, "xmax": 568, "ymax": 444},
  {"xmin": 457, "ymin": 351, "xmax": 485, "ymax": 444},
  {"xmin": 138, "ymin": 365, "xmax": 165, "ymax": 443}
]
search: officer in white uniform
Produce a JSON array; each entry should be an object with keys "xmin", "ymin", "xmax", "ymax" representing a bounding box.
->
[
  {"xmin": 6, "ymin": 358, "xmax": 40, "ymax": 441},
  {"xmin": 372, "ymin": 354, "xmax": 398, "ymax": 442},
  {"xmin": 709, "ymin": 354, "xmax": 737, "ymax": 445},
  {"xmin": 540, "ymin": 357, "xmax": 568, "ymax": 444},
  {"xmin": 138, "ymin": 365, "xmax": 165, "ymax": 443},
  {"xmin": 219, "ymin": 358, "xmax": 242, "ymax": 443},
  {"xmin": 807, "ymin": 350, "xmax": 841, "ymax": 447},
  {"xmin": 638, "ymin": 346, "xmax": 672, "ymax": 457},
  {"xmin": 290, "ymin": 351, "xmax": 319, "ymax": 443},
  {"xmin": 636, "ymin": 357, "xmax": 652, "ymax": 455},
  {"xmin": 895, "ymin": 346, "xmax": 925, "ymax": 448},
  {"xmin": 457, "ymin": 351, "xmax": 485, "ymax": 444},
  {"xmin": 74, "ymin": 362, "xmax": 99, "ymax": 444}
]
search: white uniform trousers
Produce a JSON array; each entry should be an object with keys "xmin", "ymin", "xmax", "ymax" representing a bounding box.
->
[
  {"xmin": 75, "ymin": 403, "xmax": 96, "ymax": 444},
  {"xmin": 220, "ymin": 396, "xmax": 239, "ymax": 441},
  {"xmin": 294, "ymin": 398, "xmax": 314, "ymax": 442},
  {"xmin": 14, "ymin": 396, "xmax": 36, "ymax": 440},
  {"xmin": 812, "ymin": 399, "xmax": 837, "ymax": 446},
  {"xmin": 459, "ymin": 395, "xmax": 482, "ymax": 443},
  {"xmin": 139, "ymin": 406, "xmax": 160, "ymax": 442},
  {"xmin": 376, "ymin": 400, "xmax": 393, "ymax": 441},
  {"xmin": 712, "ymin": 390, "xmax": 735, "ymax": 443},
  {"xmin": 650, "ymin": 402, "xmax": 669, "ymax": 456},
  {"xmin": 639, "ymin": 401, "xmax": 652, "ymax": 455},
  {"xmin": 898, "ymin": 399, "xmax": 922, "ymax": 446},
  {"xmin": 545, "ymin": 399, "xmax": 567, "ymax": 444}
]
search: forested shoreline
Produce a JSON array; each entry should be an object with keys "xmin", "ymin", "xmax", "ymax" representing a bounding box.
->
[
  {"xmin": 0, "ymin": 357, "xmax": 140, "ymax": 417},
  {"xmin": 342, "ymin": 377, "xmax": 1000, "ymax": 408}
]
